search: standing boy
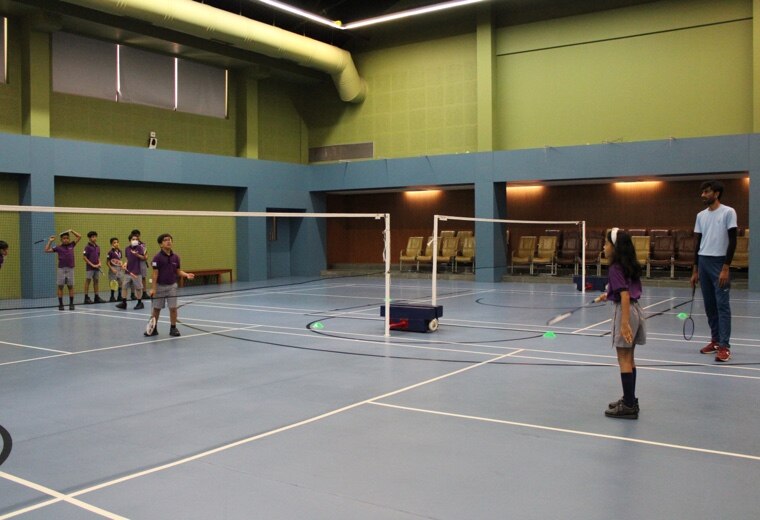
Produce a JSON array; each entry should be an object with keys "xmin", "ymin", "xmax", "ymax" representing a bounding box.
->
[
  {"xmin": 146, "ymin": 233, "xmax": 194, "ymax": 337},
  {"xmin": 106, "ymin": 237, "xmax": 123, "ymax": 302},
  {"xmin": 691, "ymin": 180, "xmax": 738, "ymax": 362},
  {"xmin": 130, "ymin": 229, "xmax": 149, "ymax": 299},
  {"xmin": 45, "ymin": 230, "xmax": 82, "ymax": 310},
  {"xmin": 116, "ymin": 233, "xmax": 145, "ymax": 310},
  {"xmin": 82, "ymin": 231, "xmax": 105, "ymax": 304}
]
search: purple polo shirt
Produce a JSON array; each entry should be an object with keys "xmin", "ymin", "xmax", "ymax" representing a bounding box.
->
[
  {"xmin": 107, "ymin": 248, "xmax": 122, "ymax": 268},
  {"xmin": 125, "ymin": 244, "xmax": 144, "ymax": 275},
  {"xmin": 83, "ymin": 242, "xmax": 100, "ymax": 271},
  {"xmin": 151, "ymin": 250, "xmax": 181, "ymax": 285},
  {"xmin": 52, "ymin": 242, "xmax": 76, "ymax": 268},
  {"xmin": 606, "ymin": 263, "xmax": 642, "ymax": 303}
]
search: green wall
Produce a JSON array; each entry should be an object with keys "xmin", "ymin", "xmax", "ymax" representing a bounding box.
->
[
  {"xmin": 302, "ymin": 32, "xmax": 478, "ymax": 159},
  {"xmin": 50, "ymin": 91, "xmax": 237, "ymax": 156},
  {"xmin": 495, "ymin": 0, "xmax": 753, "ymax": 150},
  {"xmin": 53, "ymin": 180, "xmax": 238, "ymax": 288},
  {"xmin": 258, "ymin": 80, "xmax": 307, "ymax": 164},
  {"xmin": 0, "ymin": 175, "xmax": 20, "ymax": 298}
]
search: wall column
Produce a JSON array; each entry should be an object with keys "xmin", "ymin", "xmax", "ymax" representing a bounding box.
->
[
  {"xmin": 476, "ymin": 4, "xmax": 495, "ymax": 152},
  {"xmin": 235, "ymin": 69, "xmax": 260, "ymax": 159},
  {"xmin": 20, "ymin": 22, "xmax": 51, "ymax": 137}
]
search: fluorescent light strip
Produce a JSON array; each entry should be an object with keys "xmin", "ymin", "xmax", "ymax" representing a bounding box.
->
[
  {"xmin": 254, "ymin": 0, "xmax": 488, "ymax": 31},
  {"xmin": 256, "ymin": 0, "xmax": 341, "ymax": 28},
  {"xmin": 342, "ymin": 0, "xmax": 488, "ymax": 30}
]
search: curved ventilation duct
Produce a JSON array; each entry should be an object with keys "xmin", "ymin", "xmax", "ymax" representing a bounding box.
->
[{"xmin": 64, "ymin": 0, "xmax": 367, "ymax": 103}]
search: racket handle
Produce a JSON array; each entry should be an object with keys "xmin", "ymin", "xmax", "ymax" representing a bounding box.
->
[{"xmin": 547, "ymin": 312, "xmax": 571, "ymax": 326}]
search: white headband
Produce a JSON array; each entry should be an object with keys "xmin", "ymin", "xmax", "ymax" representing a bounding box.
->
[{"xmin": 610, "ymin": 227, "xmax": 619, "ymax": 246}]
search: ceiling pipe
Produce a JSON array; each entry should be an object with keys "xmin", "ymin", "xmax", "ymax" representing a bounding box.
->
[{"xmin": 62, "ymin": 0, "xmax": 367, "ymax": 103}]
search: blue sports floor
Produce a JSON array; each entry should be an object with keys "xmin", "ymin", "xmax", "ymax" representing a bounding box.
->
[{"xmin": 1, "ymin": 277, "xmax": 759, "ymax": 519}]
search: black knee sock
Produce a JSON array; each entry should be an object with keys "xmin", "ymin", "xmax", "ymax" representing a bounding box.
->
[
  {"xmin": 69, "ymin": 296, "xmax": 74, "ymax": 304},
  {"xmin": 58, "ymin": 297, "xmax": 63, "ymax": 305},
  {"xmin": 621, "ymin": 372, "xmax": 636, "ymax": 407}
]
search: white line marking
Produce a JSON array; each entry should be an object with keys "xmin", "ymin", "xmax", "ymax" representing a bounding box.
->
[
  {"xmin": 0, "ymin": 471, "xmax": 127, "ymax": 519},
  {"xmin": 27, "ymin": 350, "xmax": 523, "ymax": 508},
  {"xmin": 369, "ymin": 402, "xmax": 760, "ymax": 462},
  {"xmin": 0, "ymin": 340, "xmax": 70, "ymax": 354}
]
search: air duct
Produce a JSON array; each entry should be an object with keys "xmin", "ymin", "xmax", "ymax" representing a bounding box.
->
[{"xmin": 63, "ymin": 0, "xmax": 367, "ymax": 103}]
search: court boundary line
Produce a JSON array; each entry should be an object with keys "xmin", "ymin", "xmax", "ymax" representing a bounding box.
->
[
  {"xmin": 0, "ymin": 471, "xmax": 126, "ymax": 519},
  {"xmin": 369, "ymin": 401, "xmax": 760, "ymax": 462},
  {"xmin": 0, "ymin": 350, "xmax": 525, "ymax": 518}
]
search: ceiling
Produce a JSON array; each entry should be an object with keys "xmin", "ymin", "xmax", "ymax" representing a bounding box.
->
[
  {"xmin": 194, "ymin": 0, "xmax": 659, "ymax": 47},
  {"xmin": 2, "ymin": 0, "xmax": 658, "ymax": 79}
]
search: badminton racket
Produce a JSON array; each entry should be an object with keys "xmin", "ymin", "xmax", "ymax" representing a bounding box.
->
[
  {"xmin": 145, "ymin": 316, "xmax": 157, "ymax": 336},
  {"xmin": 0, "ymin": 423, "xmax": 11, "ymax": 466},
  {"xmin": 109, "ymin": 279, "xmax": 119, "ymax": 291},
  {"xmin": 682, "ymin": 285, "xmax": 696, "ymax": 340},
  {"xmin": 546, "ymin": 295, "xmax": 604, "ymax": 326}
]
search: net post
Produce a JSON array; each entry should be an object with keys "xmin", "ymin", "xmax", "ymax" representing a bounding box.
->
[
  {"xmin": 432, "ymin": 215, "xmax": 440, "ymax": 306},
  {"xmin": 581, "ymin": 220, "xmax": 586, "ymax": 295},
  {"xmin": 383, "ymin": 213, "xmax": 391, "ymax": 337}
]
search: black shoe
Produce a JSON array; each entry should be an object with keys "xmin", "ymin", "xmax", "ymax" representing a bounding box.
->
[
  {"xmin": 58, "ymin": 304, "xmax": 65, "ymax": 311},
  {"xmin": 144, "ymin": 328, "xmax": 158, "ymax": 337},
  {"xmin": 109, "ymin": 295, "xmax": 116, "ymax": 302},
  {"xmin": 84, "ymin": 296, "xmax": 93, "ymax": 304},
  {"xmin": 169, "ymin": 326, "xmax": 181, "ymax": 337},
  {"xmin": 69, "ymin": 303, "xmax": 75, "ymax": 310},
  {"xmin": 116, "ymin": 301, "xmax": 127, "ymax": 309},
  {"xmin": 608, "ymin": 398, "xmax": 639, "ymax": 413},
  {"xmin": 94, "ymin": 295, "xmax": 105, "ymax": 304},
  {"xmin": 605, "ymin": 401, "xmax": 639, "ymax": 419},
  {"xmin": 134, "ymin": 301, "xmax": 145, "ymax": 310}
]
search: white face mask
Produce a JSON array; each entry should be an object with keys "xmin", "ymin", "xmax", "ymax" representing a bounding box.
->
[{"xmin": 131, "ymin": 239, "xmax": 139, "ymax": 247}]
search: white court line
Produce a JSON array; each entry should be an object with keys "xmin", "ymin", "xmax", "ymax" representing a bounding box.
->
[
  {"xmin": 5, "ymin": 304, "xmax": 759, "ymax": 380},
  {"xmin": 0, "ymin": 325, "xmax": 261, "ymax": 367},
  {"xmin": 0, "ymin": 340, "xmax": 70, "ymax": 354},
  {"xmin": 0, "ymin": 349, "xmax": 524, "ymax": 516},
  {"xmin": 369, "ymin": 401, "xmax": 760, "ymax": 462},
  {"xmin": 0, "ymin": 472, "xmax": 127, "ymax": 520}
]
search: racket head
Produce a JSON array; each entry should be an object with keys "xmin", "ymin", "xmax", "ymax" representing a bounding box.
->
[
  {"xmin": 683, "ymin": 317, "xmax": 695, "ymax": 340},
  {"xmin": 109, "ymin": 279, "xmax": 119, "ymax": 291},
  {"xmin": 145, "ymin": 316, "xmax": 157, "ymax": 336},
  {"xmin": 0, "ymin": 423, "xmax": 11, "ymax": 466}
]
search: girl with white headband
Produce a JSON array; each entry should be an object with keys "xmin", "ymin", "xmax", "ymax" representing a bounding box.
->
[{"xmin": 598, "ymin": 227, "xmax": 646, "ymax": 419}]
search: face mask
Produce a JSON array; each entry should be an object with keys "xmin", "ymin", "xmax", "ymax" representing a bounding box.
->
[{"xmin": 131, "ymin": 239, "xmax": 139, "ymax": 247}]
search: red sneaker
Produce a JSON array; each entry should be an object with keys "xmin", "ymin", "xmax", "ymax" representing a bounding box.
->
[
  {"xmin": 715, "ymin": 346, "xmax": 731, "ymax": 362},
  {"xmin": 699, "ymin": 341, "xmax": 718, "ymax": 354}
]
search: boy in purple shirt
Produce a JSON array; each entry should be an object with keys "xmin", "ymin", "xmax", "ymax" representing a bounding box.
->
[
  {"xmin": 45, "ymin": 230, "xmax": 82, "ymax": 310},
  {"xmin": 82, "ymin": 231, "xmax": 105, "ymax": 304},
  {"xmin": 146, "ymin": 233, "xmax": 194, "ymax": 337},
  {"xmin": 106, "ymin": 237, "xmax": 124, "ymax": 302},
  {"xmin": 116, "ymin": 233, "xmax": 146, "ymax": 310}
]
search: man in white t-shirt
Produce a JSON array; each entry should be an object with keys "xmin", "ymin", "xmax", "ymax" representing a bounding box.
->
[{"xmin": 690, "ymin": 180, "xmax": 738, "ymax": 362}]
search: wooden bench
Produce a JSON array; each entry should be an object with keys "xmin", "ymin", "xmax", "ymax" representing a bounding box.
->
[{"xmin": 179, "ymin": 268, "xmax": 233, "ymax": 287}]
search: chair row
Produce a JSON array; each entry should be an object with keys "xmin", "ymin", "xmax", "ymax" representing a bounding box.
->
[
  {"xmin": 522, "ymin": 232, "xmax": 750, "ymax": 279},
  {"xmin": 399, "ymin": 235, "xmax": 476, "ymax": 273},
  {"xmin": 511, "ymin": 235, "xmax": 560, "ymax": 275}
]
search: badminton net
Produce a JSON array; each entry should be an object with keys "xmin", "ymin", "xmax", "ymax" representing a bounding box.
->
[
  {"xmin": 430, "ymin": 215, "xmax": 587, "ymax": 305},
  {"xmin": 0, "ymin": 205, "xmax": 392, "ymax": 336}
]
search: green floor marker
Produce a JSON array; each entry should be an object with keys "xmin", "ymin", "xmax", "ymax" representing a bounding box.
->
[
  {"xmin": 543, "ymin": 331, "xmax": 556, "ymax": 339},
  {"xmin": 312, "ymin": 322, "xmax": 324, "ymax": 329},
  {"xmin": 677, "ymin": 312, "xmax": 688, "ymax": 320}
]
